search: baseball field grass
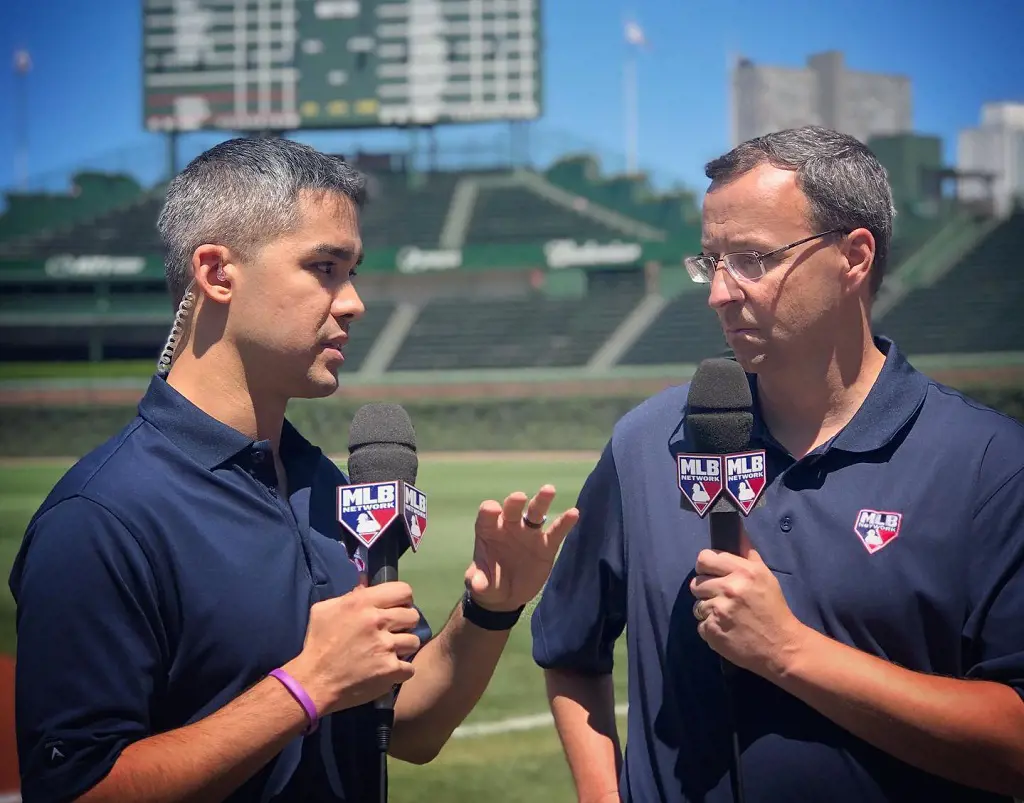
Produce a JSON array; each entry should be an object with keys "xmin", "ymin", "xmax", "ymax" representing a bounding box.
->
[{"xmin": 0, "ymin": 454, "xmax": 628, "ymax": 802}]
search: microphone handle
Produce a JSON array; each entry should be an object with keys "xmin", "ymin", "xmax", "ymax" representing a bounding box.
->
[
  {"xmin": 709, "ymin": 511, "xmax": 743, "ymax": 555},
  {"xmin": 706, "ymin": 509, "xmax": 746, "ymax": 803},
  {"xmin": 365, "ymin": 522, "xmax": 403, "ymax": 774},
  {"xmin": 370, "ymin": 532, "xmax": 400, "ymax": 586}
]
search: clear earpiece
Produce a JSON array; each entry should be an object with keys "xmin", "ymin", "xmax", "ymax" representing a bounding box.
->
[{"xmin": 156, "ymin": 280, "xmax": 196, "ymax": 376}]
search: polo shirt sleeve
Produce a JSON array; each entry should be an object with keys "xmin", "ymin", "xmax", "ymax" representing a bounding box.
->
[
  {"xmin": 962, "ymin": 462, "xmax": 1024, "ymax": 704},
  {"xmin": 10, "ymin": 496, "xmax": 163, "ymax": 803},
  {"xmin": 531, "ymin": 441, "xmax": 627, "ymax": 675}
]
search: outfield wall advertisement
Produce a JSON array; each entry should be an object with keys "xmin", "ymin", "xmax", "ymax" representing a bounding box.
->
[{"xmin": 0, "ymin": 235, "xmax": 700, "ymax": 283}]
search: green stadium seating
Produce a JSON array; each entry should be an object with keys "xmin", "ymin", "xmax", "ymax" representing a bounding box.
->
[
  {"xmin": 2, "ymin": 146, "xmax": 1018, "ymax": 372},
  {"xmin": 620, "ymin": 289, "xmax": 727, "ymax": 366},
  {"xmin": 875, "ymin": 208, "xmax": 1024, "ymax": 354},
  {"xmin": 465, "ymin": 186, "xmax": 634, "ymax": 244},
  {"xmin": 0, "ymin": 172, "xmax": 143, "ymax": 244},
  {"xmin": 339, "ymin": 299, "xmax": 395, "ymax": 372},
  {"xmin": 0, "ymin": 290, "xmax": 171, "ymax": 320},
  {"xmin": 0, "ymin": 170, "xmax": 459, "ymax": 261},
  {"xmin": 388, "ymin": 273, "xmax": 645, "ymax": 371},
  {"xmin": 543, "ymin": 154, "xmax": 699, "ymax": 235},
  {"xmin": 358, "ymin": 171, "xmax": 459, "ymax": 249},
  {"xmin": 0, "ymin": 191, "xmax": 166, "ymax": 260}
]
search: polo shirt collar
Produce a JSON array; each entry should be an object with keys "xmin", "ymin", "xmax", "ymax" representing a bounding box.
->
[
  {"xmin": 138, "ymin": 374, "xmax": 320, "ymax": 470},
  {"xmin": 750, "ymin": 336, "xmax": 929, "ymax": 455},
  {"xmin": 138, "ymin": 374, "xmax": 253, "ymax": 468}
]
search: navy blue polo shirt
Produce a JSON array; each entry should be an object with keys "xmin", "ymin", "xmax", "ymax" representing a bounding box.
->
[
  {"xmin": 532, "ymin": 337, "xmax": 1024, "ymax": 803},
  {"xmin": 9, "ymin": 374, "xmax": 432, "ymax": 803}
]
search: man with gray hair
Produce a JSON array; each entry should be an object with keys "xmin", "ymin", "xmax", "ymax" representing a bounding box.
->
[
  {"xmin": 10, "ymin": 137, "xmax": 579, "ymax": 802},
  {"xmin": 532, "ymin": 126, "xmax": 1024, "ymax": 801}
]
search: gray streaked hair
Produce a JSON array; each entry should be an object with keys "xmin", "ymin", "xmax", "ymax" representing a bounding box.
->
[
  {"xmin": 704, "ymin": 126, "xmax": 895, "ymax": 295},
  {"xmin": 157, "ymin": 136, "xmax": 367, "ymax": 307},
  {"xmin": 153, "ymin": 137, "xmax": 366, "ymax": 374}
]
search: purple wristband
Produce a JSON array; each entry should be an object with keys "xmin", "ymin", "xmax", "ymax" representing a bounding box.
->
[{"xmin": 269, "ymin": 668, "xmax": 319, "ymax": 734}]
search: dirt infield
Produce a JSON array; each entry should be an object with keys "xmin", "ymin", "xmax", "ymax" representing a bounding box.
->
[{"xmin": 0, "ymin": 656, "xmax": 16, "ymax": 794}]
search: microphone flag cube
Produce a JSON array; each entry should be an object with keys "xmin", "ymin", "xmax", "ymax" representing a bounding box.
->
[
  {"xmin": 402, "ymin": 482, "xmax": 427, "ymax": 552},
  {"xmin": 677, "ymin": 449, "xmax": 767, "ymax": 518},
  {"xmin": 722, "ymin": 450, "xmax": 767, "ymax": 515},
  {"xmin": 677, "ymin": 454, "xmax": 724, "ymax": 519},
  {"xmin": 337, "ymin": 481, "xmax": 428, "ymax": 551}
]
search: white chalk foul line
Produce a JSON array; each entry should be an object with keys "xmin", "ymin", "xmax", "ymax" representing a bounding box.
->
[{"xmin": 452, "ymin": 703, "xmax": 628, "ymax": 739}]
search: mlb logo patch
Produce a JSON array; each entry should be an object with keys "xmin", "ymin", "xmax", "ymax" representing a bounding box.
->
[
  {"xmin": 337, "ymin": 481, "xmax": 401, "ymax": 549},
  {"xmin": 403, "ymin": 482, "xmax": 428, "ymax": 552},
  {"xmin": 853, "ymin": 509, "xmax": 902, "ymax": 554},
  {"xmin": 677, "ymin": 454, "xmax": 724, "ymax": 518},
  {"xmin": 723, "ymin": 450, "xmax": 767, "ymax": 515}
]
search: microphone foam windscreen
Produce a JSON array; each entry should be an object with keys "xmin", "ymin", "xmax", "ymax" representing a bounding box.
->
[
  {"xmin": 347, "ymin": 403, "xmax": 418, "ymax": 486},
  {"xmin": 685, "ymin": 358, "xmax": 754, "ymax": 454},
  {"xmin": 686, "ymin": 358, "xmax": 752, "ymax": 411}
]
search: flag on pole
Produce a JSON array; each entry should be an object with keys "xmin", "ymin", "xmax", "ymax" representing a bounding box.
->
[
  {"xmin": 14, "ymin": 49, "xmax": 32, "ymax": 74},
  {"xmin": 625, "ymin": 20, "xmax": 648, "ymax": 49}
]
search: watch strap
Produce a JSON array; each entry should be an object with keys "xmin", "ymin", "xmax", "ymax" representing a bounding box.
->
[{"xmin": 461, "ymin": 589, "xmax": 524, "ymax": 631}]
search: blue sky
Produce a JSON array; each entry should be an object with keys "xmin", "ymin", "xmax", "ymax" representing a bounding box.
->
[{"xmin": 0, "ymin": 0, "xmax": 1022, "ymax": 197}]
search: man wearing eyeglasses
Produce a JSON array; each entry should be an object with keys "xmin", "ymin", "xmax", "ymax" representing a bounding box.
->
[{"xmin": 531, "ymin": 125, "xmax": 1024, "ymax": 802}]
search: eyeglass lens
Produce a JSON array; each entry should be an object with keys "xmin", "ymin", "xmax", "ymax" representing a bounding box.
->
[{"xmin": 686, "ymin": 253, "xmax": 763, "ymax": 283}]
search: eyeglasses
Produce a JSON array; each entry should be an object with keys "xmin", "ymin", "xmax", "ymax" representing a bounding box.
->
[{"xmin": 684, "ymin": 229, "xmax": 845, "ymax": 284}]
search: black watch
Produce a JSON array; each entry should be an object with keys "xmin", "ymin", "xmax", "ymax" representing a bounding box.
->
[{"xmin": 461, "ymin": 589, "xmax": 524, "ymax": 631}]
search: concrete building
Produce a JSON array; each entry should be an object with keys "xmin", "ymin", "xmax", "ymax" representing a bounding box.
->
[
  {"xmin": 730, "ymin": 50, "xmax": 912, "ymax": 147},
  {"xmin": 957, "ymin": 102, "xmax": 1024, "ymax": 216}
]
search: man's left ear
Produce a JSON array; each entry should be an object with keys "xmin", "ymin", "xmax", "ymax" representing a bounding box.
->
[{"xmin": 843, "ymin": 228, "xmax": 875, "ymax": 294}]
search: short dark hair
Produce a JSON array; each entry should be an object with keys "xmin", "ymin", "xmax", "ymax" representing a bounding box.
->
[
  {"xmin": 704, "ymin": 126, "xmax": 895, "ymax": 295},
  {"xmin": 157, "ymin": 137, "xmax": 367, "ymax": 306}
]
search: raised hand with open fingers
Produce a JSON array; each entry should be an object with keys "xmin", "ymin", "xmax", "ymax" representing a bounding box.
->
[{"xmin": 465, "ymin": 484, "xmax": 580, "ymax": 613}]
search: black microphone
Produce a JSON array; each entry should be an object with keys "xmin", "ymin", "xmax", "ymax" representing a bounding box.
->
[
  {"xmin": 678, "ymin": 356, "xmax": 764, "ymax": 803},
  {"xmin": 344, "ymin": 402, "xmax": 422, "ymax": 586},
  {"xmin": 340, "ymin": 403, "xmax": 427, "ymax": 803},
  {"xmin": 679, "ymin": 357, "xmax": 765, "ymax": 554}
]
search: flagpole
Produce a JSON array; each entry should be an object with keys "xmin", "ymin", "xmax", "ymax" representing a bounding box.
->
[
  {"xmin": 13, "ymin": 49, "xmax": 31, "ymax": 190},
  {"xmin": 624, "ymin": 48, "xmax": 638, "ymax": 175}
]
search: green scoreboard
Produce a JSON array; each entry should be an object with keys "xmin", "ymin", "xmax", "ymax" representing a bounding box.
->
[{"xmin": 142, "ymin": 0, "xmax": 542, "ymax": 132}]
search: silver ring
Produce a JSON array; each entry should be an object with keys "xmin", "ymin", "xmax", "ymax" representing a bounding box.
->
[{"xmin": 522, "ymin": 514, "xmax": 546, "ymax": 530}]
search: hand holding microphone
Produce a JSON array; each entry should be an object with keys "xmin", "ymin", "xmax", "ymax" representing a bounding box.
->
[
  {"xmin": 282, "ymin": 582, "xmax": 421, "ymax": 718},
  {"xmin": 680, "ymin": 357, "xmax": 805, "ymax": 679},
  {"xmin": 277, "ymin": 404, "xmax": 425, "ymax": 750}
]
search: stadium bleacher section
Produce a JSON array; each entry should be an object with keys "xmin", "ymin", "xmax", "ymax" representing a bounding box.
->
[
  {"xmin": 2, "ymin": 143, "xmax": 1022, "ymax": 370},
  {"xmin": 465, "ymin": 186, "xmax": 647, "ymax": 245},
  {"xmin": 389, "ymin": 271, "xmax": 645, "ymax": 371},
  {"xmin": 875, "ymin": 207, "xmax": 1024, "ymax": 355},
  {"xmin": 339, "ymin": 299, "xmax": 397, "ymax": 373},
  {"xmin": 0, "ymin": 171, "xmax": 143, "ymax": 245},
  {"xmin": 619, "ymin": 288, "xmax": 727, "ymax": 366},
  {"xmin": 359, "ymin": 171, "xmax": 462, "ymax": 249}
]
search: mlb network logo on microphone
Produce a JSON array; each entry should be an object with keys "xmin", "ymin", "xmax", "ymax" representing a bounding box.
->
[
  {"xmin": 678, "ymin": 449, "xmax": 767, "ymax": 518},
  {"xmin": 337, "ymin": 481, "xmax": 428, "ymax": 550}
]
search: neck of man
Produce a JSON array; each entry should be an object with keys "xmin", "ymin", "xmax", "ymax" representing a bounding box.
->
[
  {"xmin": 166, "ymin": 342, "xmax": 287, "ymax": 454},
  {"xmin": 755, "ymin": 305, "xmax": 886, "ymax": 460}
]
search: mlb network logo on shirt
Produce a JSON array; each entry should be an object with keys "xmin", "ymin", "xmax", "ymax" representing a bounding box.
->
[{"xmin": 853, "ymin": 508, "xmax": 902, "ymax": 554}]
